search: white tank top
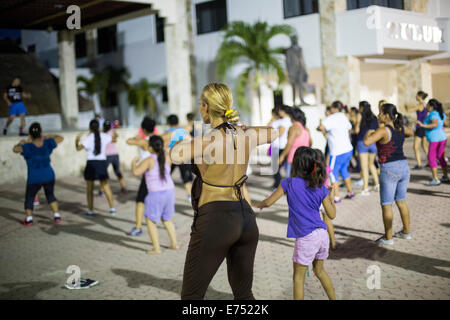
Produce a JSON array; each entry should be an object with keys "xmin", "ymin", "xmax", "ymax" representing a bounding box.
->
[{"xmin": 139, "ymin": 136, "xmax": 151, "ymax": 159}]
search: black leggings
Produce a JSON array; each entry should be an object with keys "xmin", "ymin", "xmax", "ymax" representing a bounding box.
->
[
  {"xmin": 181, "ymin": 200, "xmax": 259, "ymax": 300},
  {"xmin": 25, "ymin": 180, "xmax": 57, "ymax": 210},
  {"xmin": 171, "ymin": 164, "xmax": 193, "ymax": 184},
  {"xmin": 106, "ymin": 155, "xmax": 123, "ymax": 179}
]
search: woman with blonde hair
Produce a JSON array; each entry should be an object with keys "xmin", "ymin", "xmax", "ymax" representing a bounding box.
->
[{"xmin": 172, "ymin": 83, "xmax": 277, "ymax": 300}]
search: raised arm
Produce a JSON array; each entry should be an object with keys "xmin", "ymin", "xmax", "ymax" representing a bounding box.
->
[
  {"xmin": 12, "ymin": 139, "xmax": 27, "ymax": 153},
  {"xmin": 127, "ymin": 135, "xmax": 148, "ymax": 149},
  {"xmin": 132, "ymin": 156, "xmax": 153, "ymax": 176},
  {"xmin": 241, "ymin": 126, "xmax": 278, "ymax": 146},
  {"xmin": 418, "ymin": 118, "xmax": 438, "ymax": 130},
  {"xmin": 363, "ymin": 127, "xmax": 388, "ymax": 146},
  {"xmin": 45, "ymin": 134, "xmax": 64, "ymax": 144},
  {"xmin": 75, "ymin": 134, "xmax": 84, "ymax": 151}
]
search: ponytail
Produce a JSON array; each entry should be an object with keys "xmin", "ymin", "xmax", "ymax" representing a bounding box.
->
[
  {"xmin": 394, "ymin": 112, "xmax": 404, "ymax": 131},
  {"xmin": 428, "ymin": 99, "xmax": 444, "ymax": 120},
  {"xmin": 382, "ymin": 103, "xmax": 403, "ymax": 131},
  {"xmin": 149, "ymin": 135, "xmax": 166, "ymax": 181},
  {"xmin": 89, "ymin": 119, "xmax": 101, "ymax": 155}
]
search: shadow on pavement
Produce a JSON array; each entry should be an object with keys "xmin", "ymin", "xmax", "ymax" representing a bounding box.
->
[
  {"xmin": 406, "ymin": 187, "xmax": 450, "ymax": 198},
  {"xmin": 258, "ymin": 233, "xmax": 294, "ymax": 248},
  {"xmin": 111, "ymin": 268, "xmax": 234, "ymax": 300},
  {"xmin": 329, "ymin": 231, "xmax": 450, "ymax": 278},
  {"xmin": 39, "ymin": 220, "xmax": 150, "ymax": 252},
  {"xmin": 0, "ymin": 281, "xmax": 58, "ymax": 299}
]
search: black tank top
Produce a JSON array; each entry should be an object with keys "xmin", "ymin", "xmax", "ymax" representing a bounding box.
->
[{"xmin": 376, "ymin": 125, "xmax": 406, "ymax": 164}]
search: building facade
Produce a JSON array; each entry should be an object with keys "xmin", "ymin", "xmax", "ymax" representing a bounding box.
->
[{"xmin": 20, "ymin": 0, "xmax": 450, "ymax": 126}]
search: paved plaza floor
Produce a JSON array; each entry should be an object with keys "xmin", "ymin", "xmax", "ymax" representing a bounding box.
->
[{"xmin": 0, "ymin": 140, "xmax": 449, "ymax": 300}]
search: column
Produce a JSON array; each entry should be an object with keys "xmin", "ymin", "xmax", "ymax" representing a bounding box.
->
[
  {"xmin": 396, "ymin": 60, "xmax": 432, "ymax": 113},
  {"xmin": 57, "ymin": 30, "xmax": 79, "ymax": 129},
  {"xmin": 163, "ymin": 0, "xmax": 196, "ymax": 120},
  {"xmin": 319, "ymin": 0, "xmax": 361, "ymax": 106}
]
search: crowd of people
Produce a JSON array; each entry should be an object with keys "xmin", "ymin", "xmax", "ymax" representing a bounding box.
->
[{"xmin": 8, "ymin": 81, "xmax": 449, "ymax": 300}]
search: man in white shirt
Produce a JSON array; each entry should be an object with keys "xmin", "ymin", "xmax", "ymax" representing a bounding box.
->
[
  {"xmin": 317, "ymin": 101, "xmax": 355, "ymax": 203},
  {"xmin": 270, "ymin": 105, "xmax": 292, "ymax": 188}
]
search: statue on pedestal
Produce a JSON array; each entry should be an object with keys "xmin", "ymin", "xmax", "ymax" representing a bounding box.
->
[{"xmin": 285, "ymin": 35, "xmax": 308, "ymax": 106}]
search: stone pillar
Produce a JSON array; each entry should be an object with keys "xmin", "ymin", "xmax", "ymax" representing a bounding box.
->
[
  {"xmin": 164, "ymin": 0, "xmax": 196, "ymax": 121},
  {"xmin": 319, "ymin": 0, "xmax": 361, "ymax": 106},
  {"xmin": 396, "ymin": 60, "xmax": 432, "ymax": 112},
  {"xmin": 404, "ymin": 0, "xmax": 429, "ymax": 13},
  {"xmin": 57, "ymin": 30, "xmax": 79, "ymax": 129},
  {"xmin": 86, "ymin": 29, "xmax": 96, "ymax": 68}
]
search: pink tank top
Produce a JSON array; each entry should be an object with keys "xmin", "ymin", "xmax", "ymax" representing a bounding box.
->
[
  {"xmin": 145, "ymin": 154, "xmax": 175, "ymax": 192},
  {"xmin": 105, "ymin": 130, "xmax": 118, "ymax": 156},
  {"xmin": 287, "ymin": 122, "xmax": 310, "ymax": 163}
]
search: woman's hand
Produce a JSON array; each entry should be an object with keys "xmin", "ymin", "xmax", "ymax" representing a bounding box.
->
[
  {"xmin": 132, "ymin": 156, "xmax": 140, "ymax": 164},
  {"xmin": 327, "ymin": 184, "xmax": 335, "ymax": 200},
  {"xmin": 278, "ymin": 155, "xmax": 285, "ymax": 165},
  {"xmin": 252, "ymin": 200, "xmax": 267, "ymax": 210},
  {"xmin": 417, "ymin": 121, "xmax": 423, "ymax": 127}
]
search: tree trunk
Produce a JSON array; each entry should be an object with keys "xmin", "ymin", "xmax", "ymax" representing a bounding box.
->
[{"xmin": 256, "ymin": 70, "xmax": 263, "ymax": 124}]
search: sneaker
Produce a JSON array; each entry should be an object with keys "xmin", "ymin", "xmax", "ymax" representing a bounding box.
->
[
  {"xmin": 373, "ymin": 184, "xmax": 380, "ymax": 192},
  {"xmin": 120, "ymin": 188, "xmax": 128, "ymax": 195},
  {"xmin": 412, "ymin": 165, "xmax": 423, "ymax": 170},
  {"xmin": 440, "ymin": 176, "xmax": 450, "ymax": 184},
  {"xmin": 355, "ymin": 179, "xmax": 364, "ymax": 187},
  {"xmin": 127, "ymin": 227, "xmax": 142, "ymax": 236},
  {"xmin": 65, "ymin": 278, "xmax": 99, "ymax": 290},
  {"xmin": 345, "ymin": 192, "xmax": 355, "ymax": 200},
  {"xmin": 86, "ymin": 211, "xmax": 95, "ymax": 217},
  {"xmin": 23, "ymin": 218, "xmax": 33, "ymax": 226},
  {"xmin": 375, "ymin": 237, "xmax": 394, "ymax": 245},
  {"xmin": 109, "ymin": 208, "xmax": 116, "ymax": 216},
  {"xmin": 33, "ymin": 200, "xmax": 40, "ymax": 206},
  {"xmin": 3, "ymin": 128, "xmax": 6, "ymax": 135},
  {"xmin": 334, "ymin": 197, "xmax": 342, "ymax": 204},
  {"xmin": 98, "ymin": 192, "xmax": 105, "ymax": 198},
  {"xmin": 361, "ymin": 189, "xmax": 370, "ymax": 196},
  {"xmin": 427, "ymin": 179, "xmax": 441, "ymax": 186},
  {"xmin": 187, "ymin": 195, "xmax": 192, "ymax": 203},
  {"xmin": 54, "ymin": 216, "xmax": 61, "ymax": 223},
  {"xmin": 394, "ymin": 231, "xmax": 412, "ymax": 240}
]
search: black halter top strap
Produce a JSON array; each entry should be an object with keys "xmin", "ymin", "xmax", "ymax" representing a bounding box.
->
[{"xmin": 190, "ymin": 122, "xmax": 247, "ymax": 215}]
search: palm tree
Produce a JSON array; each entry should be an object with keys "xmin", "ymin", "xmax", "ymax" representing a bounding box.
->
[
  {"xmin": 77, "ymin": 74, "xmax": 101, "ymax": 113},
  {"xmin": 127, "ymin": 78, "xmax": 160, "ymax": 115},
  {"xmin": 216, "ymin": 21, "xmax": 294, "ymax": 123}
]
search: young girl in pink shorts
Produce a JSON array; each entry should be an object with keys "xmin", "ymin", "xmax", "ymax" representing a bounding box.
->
[{"xmin": 255, "ymin": 146, "xmax": 336, "ymax": 300}]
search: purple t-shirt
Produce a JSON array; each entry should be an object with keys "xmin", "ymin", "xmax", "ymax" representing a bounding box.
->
[{"xmin": 280, "ymin": 177, "xmax": 329, "ymax": 238}]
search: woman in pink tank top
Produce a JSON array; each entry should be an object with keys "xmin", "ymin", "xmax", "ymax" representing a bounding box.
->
[
  {"xmin": 102, "ymin": 121, "xmax": 127, "ymax": 194},
  {"xmin": 279, "ymin": 108, "xmax": 311, "ymax": 177},
  {"xmin": 131, "ymin": 135, "xmax": 179, "ymax": 254}
]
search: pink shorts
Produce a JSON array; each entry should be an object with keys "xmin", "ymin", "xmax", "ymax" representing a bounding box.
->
[{"xmin": 293, "ymin": 228, "xmax": 329, "ymax": 266}]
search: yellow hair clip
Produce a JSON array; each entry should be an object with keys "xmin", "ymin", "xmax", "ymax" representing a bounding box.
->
[{"xmin": 225, "ymin": 109, "xmax": 234, "ymax": 117}]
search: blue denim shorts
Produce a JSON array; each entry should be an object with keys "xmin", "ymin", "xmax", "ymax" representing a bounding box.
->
[
  {"xmin": 379, "ymin": 160, "xmax": 410, "ymax": 206},
  {"xmin": 357, "ymin": 140, "xmax": 377, "ymax": 154}
]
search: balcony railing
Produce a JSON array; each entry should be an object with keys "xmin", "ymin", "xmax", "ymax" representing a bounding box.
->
[{"xmin": 336, "ymin": 5, "xmax": 448, "ymax": 57}]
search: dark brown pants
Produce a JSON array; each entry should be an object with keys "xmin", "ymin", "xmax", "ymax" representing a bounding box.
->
[{"xmin": 181, "ymin": 200, "xmax": 259, "ymax": 300}]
